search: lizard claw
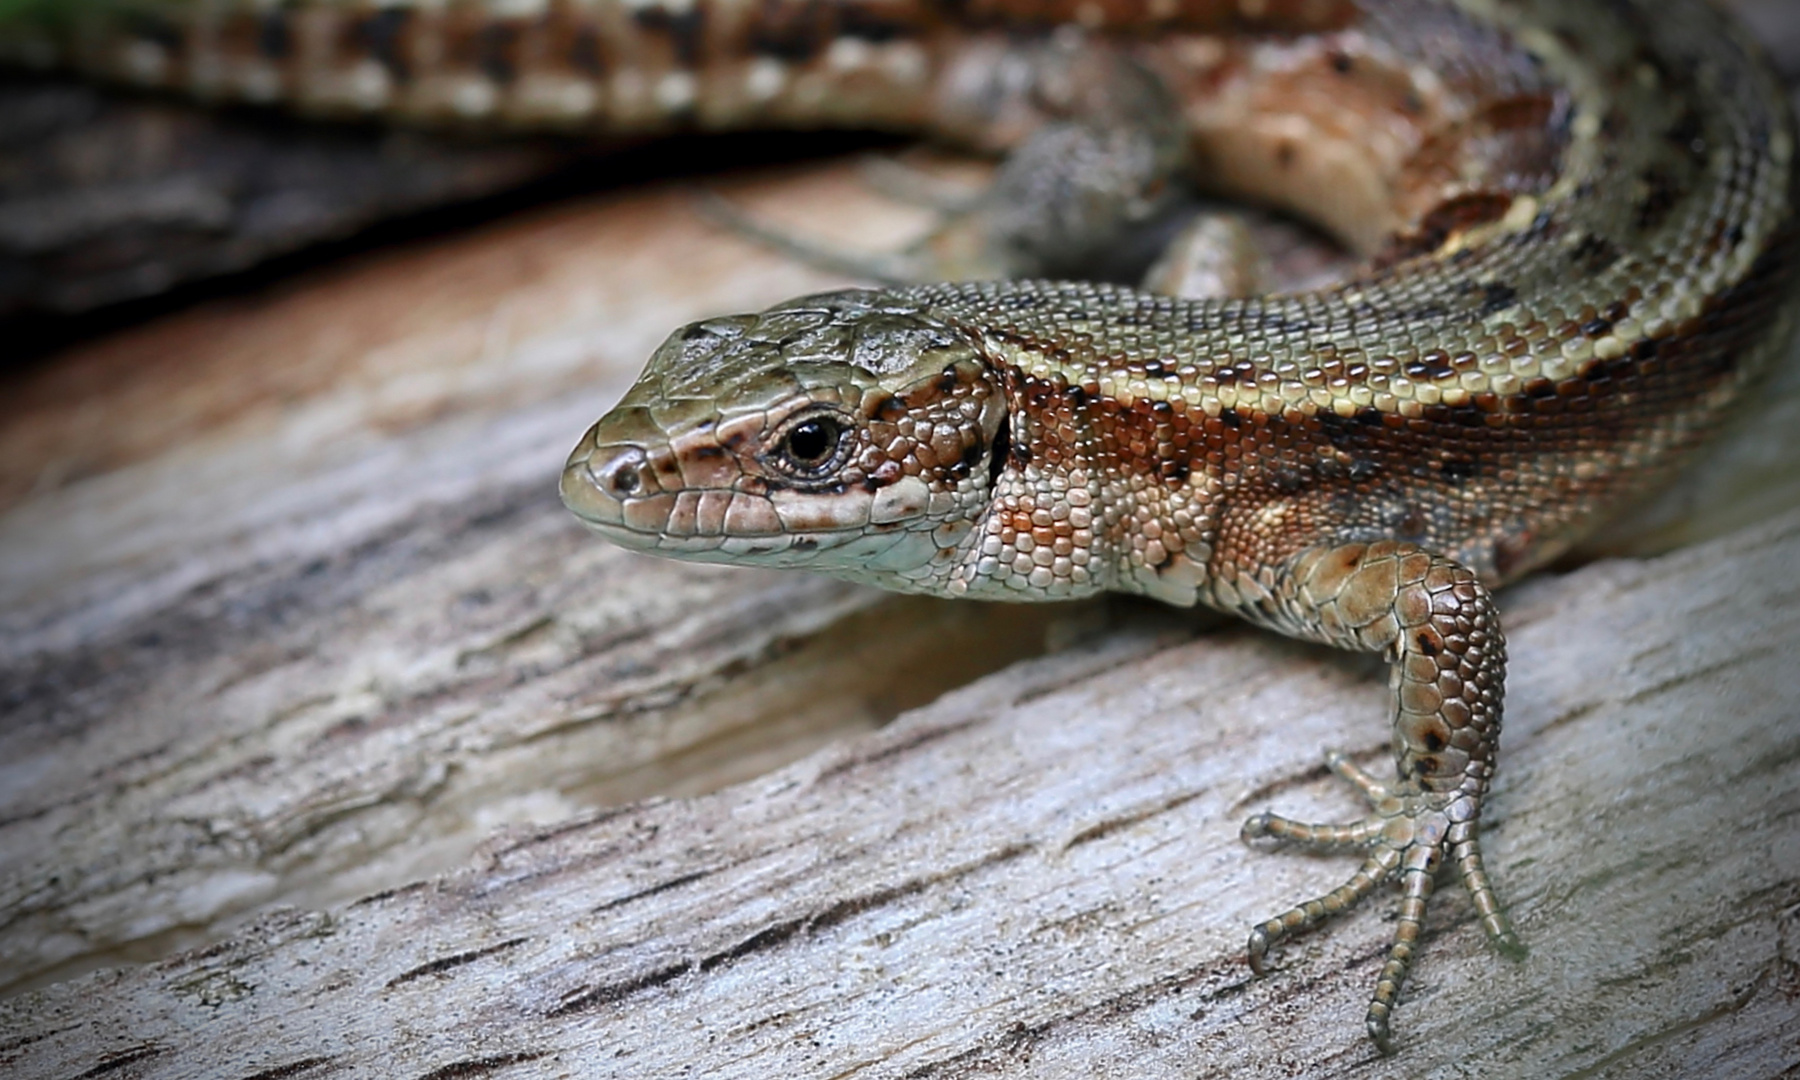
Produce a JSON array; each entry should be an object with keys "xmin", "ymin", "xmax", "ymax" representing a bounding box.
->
[{"xmin": 1241, "ymin": 748, "xmax": 1523, "ymax": 1054}]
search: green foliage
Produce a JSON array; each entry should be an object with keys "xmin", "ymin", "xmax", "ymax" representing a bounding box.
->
[
  {"xmin": 0, "ymin": 0, "xmax": 59, "ymax": 21},
  {"xmin": 0, "ymin": 0, "xmax": 183, "ymax": 29},
  {"xmin": 0, "ymin": 0, "xmax": 87, "ymax": 27}
]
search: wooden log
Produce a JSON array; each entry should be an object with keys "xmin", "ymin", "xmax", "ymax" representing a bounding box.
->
[
  {"xmin": 0, "ymin": 71, "xmax": 583, "ymax": 320},
  {"xmin": 4, "ymin": 505, "xmax": 1800, "ymax": 1077}
]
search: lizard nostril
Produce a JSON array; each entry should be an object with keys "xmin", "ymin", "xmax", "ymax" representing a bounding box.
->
[
  {"xmin": 562, "ymin": 443, "xmax": 651, "ymax": 524},
  {"xmin": 597, "ymin": 448, "xmax": 646, "ymax": 496}
]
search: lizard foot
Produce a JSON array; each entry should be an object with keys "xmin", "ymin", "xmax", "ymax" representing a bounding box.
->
[{"xmin": 1240, "ymin": 748, "xmax": 1525, "ymax": 1053}]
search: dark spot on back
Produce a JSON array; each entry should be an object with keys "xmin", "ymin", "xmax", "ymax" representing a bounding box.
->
[
  {"xmin": 751, "ymin": 2, "xmax": 829, "ymax": 61},
  {"xmin": 838, "ymin": 5, "xmax": 915, "ymax": 42},
  {"xmin": 1664, "ymin": 105, "xmax": 1706, "ymax": 164},
  {"xmin": 1569, "ymin": 231, "xmax": 1619, "ymax": 272},
  {"xmin": 1439, "ymin": 456, "xmax": 1478, "ymax": 482},
  {"xmin": 357, "ymin": 8, "xmax": 412, "ymax": 80},
  {"xmin": 571, "ymin": 28, "xmax": 606, "ymax": 76},
  {"xmin": 1315, "ymin": 411, "xmax": 1362, "ymax": 451},
  {"xmin": 1634, "ymin": 165, "xmax": 1685, "ymax": 231},
  {"xmin": 258, "ymin": 12, "xmax": 292, "ymax": 59},
  {"xmin": 634, "ymin": 4, "xmax": 705, "ymax": 67},
  {"xmin": 1270, "ymin": 466, "xmax": 1311, "ymax": 495},
  {"xmin": 1477, "ymin": 281, "xmax": 1518, "ymax": 315},
  {"xmin": 478, "ymin": 23, "xmax": 521, "ymax": 84},
  {"xmin": 1405, "ymin": 351, "xmax": 1456, "ymax": 380},
  {"xmin": 125, "ymin": 11, "xmax": 184, "ymax": 51},
  {"xmin": 1212, "ymin": 363, "xmax": 1257, "ymax": 386}
]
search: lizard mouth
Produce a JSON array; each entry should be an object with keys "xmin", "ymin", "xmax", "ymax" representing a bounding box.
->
[
  {"xmin": 559, "ymin": 425, "xmax": 734, "ymax": 555},
  {"xmin": 560, "ymin": 447, "xmax": 773, "ymax": 558},
  {"xmin": 558, "ymin": 422, "xmax": 728, "ymax": 554},
  {"xmin": 559, "ymin": 421, "xmax": 879, "ymax": 563}
]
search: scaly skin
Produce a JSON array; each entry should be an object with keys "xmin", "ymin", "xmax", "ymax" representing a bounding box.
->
[
  {"xmin": 24, "ymin": 0, "xmax": 1795, "ymax": 1056},
  {"xmin": 552, "ymin": 0, "xmax": 1798, "ymax": 1053}
]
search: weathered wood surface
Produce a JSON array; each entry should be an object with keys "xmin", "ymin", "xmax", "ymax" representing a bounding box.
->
[
  {"xmin": 5, "ymin": 500, "xmax": 1800, "ymax": 1078},
  {"xmin": 3, "ymin": 5, "xmax": 1800, "ymax": 1076},
  {"xmin": 0, "ymin": 70, "xmax": 584, "ymax": 321}
]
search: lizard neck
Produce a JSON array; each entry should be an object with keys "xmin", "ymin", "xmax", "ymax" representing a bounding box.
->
[{"xmin": 943, "ymin": 344, "xmax": 1219, "ymax": 606}]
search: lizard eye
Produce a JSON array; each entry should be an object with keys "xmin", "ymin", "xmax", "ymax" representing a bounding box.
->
[{"xmin": 772, "ymin": 414, "xmax": 848, "ymax": 476}]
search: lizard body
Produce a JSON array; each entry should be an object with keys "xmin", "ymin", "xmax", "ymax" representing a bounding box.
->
[
  {"xmin": 551, "ymin": 0, "xmax": 1799, "ymax": 1050},
  {"xmin": 22, "ymin": 0, "xmax": 1796, "ymax": 1054}
]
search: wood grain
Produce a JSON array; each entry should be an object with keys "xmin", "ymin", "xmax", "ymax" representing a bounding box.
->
[{"xmin": 4, "ymin": 506, "xmax": 1798, "ymax": 1077}]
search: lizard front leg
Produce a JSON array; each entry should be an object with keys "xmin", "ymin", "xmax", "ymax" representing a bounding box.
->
[{"xmin": 1222, "ymin": 541, "xmax": 1525, "ymax": 1052}]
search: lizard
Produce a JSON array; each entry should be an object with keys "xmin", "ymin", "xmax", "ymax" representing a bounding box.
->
[
  {"xmin": 13, "ymin": 0, "xmax": 1795, "ymax": 1054},
  {"xmin": 552, "ymin": 0, "xmax": 1800, "ymax": 1052}
]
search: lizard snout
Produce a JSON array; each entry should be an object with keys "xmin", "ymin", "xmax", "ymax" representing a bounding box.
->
[{"xmin": 561, "ymin": 433, "xmax": 652, "ymax": 529}]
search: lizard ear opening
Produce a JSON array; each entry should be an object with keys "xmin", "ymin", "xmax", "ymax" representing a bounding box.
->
[{"xmin": 987, "ymin": 412, "xmax": 1011, "ymax": 490}]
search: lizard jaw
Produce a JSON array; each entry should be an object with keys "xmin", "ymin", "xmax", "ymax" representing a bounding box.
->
[{"xmin": 560, "ymin": 419, "xmax": 953, "ymax": 572}]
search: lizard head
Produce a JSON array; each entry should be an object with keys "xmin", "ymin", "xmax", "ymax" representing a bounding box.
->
[{"xmin": 561, "ymin": 289, "xmax": 1011, "ymax": 591}]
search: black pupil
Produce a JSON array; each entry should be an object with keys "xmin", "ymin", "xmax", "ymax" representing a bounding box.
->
[{"xmin": 785, "ymin": 419, "xmax": 837, "ymax": 465}]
